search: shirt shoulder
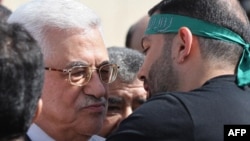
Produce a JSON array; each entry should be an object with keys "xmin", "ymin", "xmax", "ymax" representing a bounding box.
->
[
  {"xmin": 107, "ymin": 93, "xmax": 194, "ymax": 141},
  {"xmin": 89, "ymin": 135, "xmax": 106, "ymax": 141}
]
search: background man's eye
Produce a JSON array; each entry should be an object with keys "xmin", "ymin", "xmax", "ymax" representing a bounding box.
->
[
  {"xmin": 107, "ymin": 106, "xmax": 121, "ymax": 116},
  {"xmin": 108, "ymin": 106, "xmax": 121, "ymax": 112}
]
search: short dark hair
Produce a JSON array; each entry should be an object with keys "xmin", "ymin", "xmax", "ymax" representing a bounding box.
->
[
  {"xmin": 149, "ymin": 0, "xmax": 250, "ymax": 67},
  {"xmin": 108, "ymin": 47, "xmax": 144, "ymax": 83},
  {"xmin": 0, "ymin": 22, "xmax": 44, "ymax": 140},
  {"xmin": 125, "ymin": 25, "xmax": 134, "ymax": 48}
]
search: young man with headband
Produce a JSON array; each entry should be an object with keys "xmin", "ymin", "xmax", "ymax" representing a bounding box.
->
[{"xmin": 106, "ymin": 0, "xmax": 250, "ymax": 140}]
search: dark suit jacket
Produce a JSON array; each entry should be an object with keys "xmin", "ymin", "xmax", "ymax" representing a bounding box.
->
[{"xmin": 24, "ymin": 134, "xmax": 31, "ymax": 141}]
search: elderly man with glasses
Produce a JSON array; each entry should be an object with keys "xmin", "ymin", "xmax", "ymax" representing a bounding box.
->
[{"xmin": 8, "ymin": 0, "xmax": 119, "ymax": 141}]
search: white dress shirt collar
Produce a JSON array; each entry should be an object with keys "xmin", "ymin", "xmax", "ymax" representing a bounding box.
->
[{"xmin": 27, "ymin": 123, "xmax": 105, "ymax": 141}]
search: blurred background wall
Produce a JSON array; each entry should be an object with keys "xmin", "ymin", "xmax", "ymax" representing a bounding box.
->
[{"xmin": 2, "ymin": 0, "xmax": 161, "ymax": 47}]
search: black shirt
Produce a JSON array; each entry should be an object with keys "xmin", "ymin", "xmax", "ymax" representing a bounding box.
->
[{"xmin": 107, "ymin": 75, "xmax": 250, "ymax": 141}]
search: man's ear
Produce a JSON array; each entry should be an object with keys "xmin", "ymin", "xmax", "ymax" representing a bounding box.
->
[
  {"xmin": 33, "ymin": 98, "xmax": 43, "ymax": 122},
  {"xmin": 175, "ymin": 27, "xmax": 193, "ymax": 63}
]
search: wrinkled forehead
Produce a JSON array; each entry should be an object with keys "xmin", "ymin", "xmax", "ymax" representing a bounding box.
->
[
  {"xmin": 109, "ymin": 78, "xmax": 144, "ymax": 90},
  {"xmin": 43, "ymin": 28, "xmax": 109, "ymax": 68}
]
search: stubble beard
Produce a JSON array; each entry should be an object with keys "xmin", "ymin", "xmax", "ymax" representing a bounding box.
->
[{"xmin": 147, "ymin": 46, "xmax": 178, "ymax": 96}]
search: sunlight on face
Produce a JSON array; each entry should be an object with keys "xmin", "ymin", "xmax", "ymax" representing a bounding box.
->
[{"xmin": 40, "ymin": 28, "xmax": 109, "ymax": 137}]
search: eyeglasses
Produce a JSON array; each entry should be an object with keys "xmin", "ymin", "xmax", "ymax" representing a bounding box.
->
[{"xmin": 45, "ymin": 64, "xmax": 119, "ymax": 86}]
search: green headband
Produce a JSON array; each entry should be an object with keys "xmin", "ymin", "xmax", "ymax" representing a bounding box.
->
[{"xmin": 145, "ymin": 14, "xmax": 250, "ymax": 87}]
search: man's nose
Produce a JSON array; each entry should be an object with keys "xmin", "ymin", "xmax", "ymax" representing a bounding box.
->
[
  {"xmin": 83, "ymin": 71, "xmax": 107, "ymax": 98},
  {"xmin": 137, "ymin": 66, "xmax": 145, "ymax": 81},
  {"xmin": 123, "ymin": 107, "xmax": 133, "ymax": 118}
]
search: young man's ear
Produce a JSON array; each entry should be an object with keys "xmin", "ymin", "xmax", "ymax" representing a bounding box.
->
[
  {"xmin": 175, "ymin": 27, "xmax": 193, "ymax": 63},
  {"xmin": 33, "ymin": 98, "xmax": 43, "ymax": 122}
]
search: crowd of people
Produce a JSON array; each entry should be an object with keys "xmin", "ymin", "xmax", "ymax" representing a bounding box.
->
[{"xmin": 0, "ymin": 0, "xmax": 250, "ymax": 141}]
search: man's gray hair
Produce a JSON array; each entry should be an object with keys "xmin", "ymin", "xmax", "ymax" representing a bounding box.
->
[
  {"xmin": 8, "ymin": 0, "xmax": 103, "ymax": 60},
  {"xmin": 108, "ymin": 47, "xmax": 144, "ymax": 83}
]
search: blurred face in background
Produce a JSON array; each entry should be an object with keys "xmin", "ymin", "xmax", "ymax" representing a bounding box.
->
[{"xmin": 98, "ymin": 78, "xmax": 147, "ymax": 137}]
